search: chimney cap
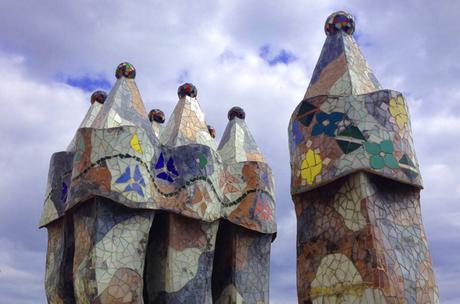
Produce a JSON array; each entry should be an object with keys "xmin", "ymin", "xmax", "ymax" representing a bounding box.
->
[
  {"xmin": 325, "ymin": 11, "xmax": 355, "ymax": 36},
  {"xmin": 228, "ymin": 106, "xmax": 245, "ymax": 121},
  {"xmin": 149, "ymin": 109, "xmax": 165, "ymax": 123},
  {"xmin": 90, "ymin": 90, "xmax": 107, "ymax": 104},
  {"xmin": 115, "ymin": 62, "xmax": 136, "ymax": 79},
  {"xmin": 177, "ymin": 83, "xmax": 197, "ymax": 98}
]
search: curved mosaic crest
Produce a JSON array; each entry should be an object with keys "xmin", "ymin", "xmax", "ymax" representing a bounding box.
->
[
  {"xmin": 289, "ymin": 90, "xmax": 422, "ymax": 194},
  {"xmin": 40, "ymin": 70, "xmax": 276, "ymax": 234}
]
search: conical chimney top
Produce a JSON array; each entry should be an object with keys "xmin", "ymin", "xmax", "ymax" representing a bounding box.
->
[
  {"xmin": 160, "ymin": 83, "xmax": 216, "ymax": 149},
  {"xmin": 67, "ymin": 90, "xmax": 107, "ymax": 151},
  {"xmin": 304, "ymin": 11, "xmax": 381, "ymax": 98},
  {"xmin": 91, "ymin": 62, "xmax": 152, "ymax": 132},
  {"xmin": 218, "ymin": 106, "xmax": 264, "ymax": 163}
]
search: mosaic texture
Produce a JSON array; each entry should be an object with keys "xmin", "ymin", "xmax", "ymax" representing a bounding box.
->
[
  {"xmin": 116, "ymin": 62, "xmax": 136, "ymax": 79},
  {"xmin": 72, "ymin": 199, "xmax": 153, "ymax": 303},
  {"xmin": 212, "ymin": 220, "xmax": 271, "ymax": 304},
  {"xmin": 44, "ymin": 217, "xmax": 75, "ymax": 304},
  {"xmin": 209, "ymin": 107, "xmax": 275, "ymax": 303},
  {"xmin": 144, "ymin": 212, "xmax": 218, "ymax": 303},
  {"xmin": 289, "ymin": 11, "xmax": 439, "ymax": 304},
  {"xmin": 218, "ymin": 107, "xmax": 275, "ymax": 233},
  {"xmin": 40, "ymin": 74, "xmax": 275, "ymax": 232},
  {"xmin": 40, "ymin": 64, "xmax": 275, "ymax": 303},
  {"xmin": 325, "ymin": 11, "xmax": 355, "ymax": 36},
  {"xmin": 66, "ymin": 91, "xmax": 107, "ymax": 152}
]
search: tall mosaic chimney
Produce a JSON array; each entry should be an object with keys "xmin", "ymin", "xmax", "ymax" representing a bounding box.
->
[
  {"xmin": 288, "ymin": 11, "xmax": 439, "ymax": 303},
  {"xmin": 40, "ymin": 64, "xmax": 276, "ymax": 303}
]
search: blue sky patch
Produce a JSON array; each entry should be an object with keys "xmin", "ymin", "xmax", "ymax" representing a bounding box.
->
[
  {"xmin": 64, "ymin": 74, "xmax": 111, "ymax": 92},
  {"xmin": 259, "ymin": 44, "xmax": 297, "ymax": 66}
]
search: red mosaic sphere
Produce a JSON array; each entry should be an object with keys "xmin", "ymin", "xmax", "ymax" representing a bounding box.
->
[
  {"xmin": 90, "ymin": 90, "xmax": 108, "ymax": 104},
  {"xmin": 148, "ymin": 109, "xmax": 166, "ymax": 123},
  {"xmin": 324, "ymin": 11, "xmax": 355, "ymax": 36},
  {"xmin": 177, "ymin": 83, "xmax": 197, "ymax": 98},
  {"xmin": 228, "ymin": 106, "xmax": 245, "ymax": 120},
  {"xmin": 115, "ymin": 62, "xmax": 136, "ymax": 79}
]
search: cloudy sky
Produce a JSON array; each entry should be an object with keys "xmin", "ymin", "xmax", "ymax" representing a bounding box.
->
[{"xmin": 0, "ymin": 0, "xmax": 459, "ymax": 303}]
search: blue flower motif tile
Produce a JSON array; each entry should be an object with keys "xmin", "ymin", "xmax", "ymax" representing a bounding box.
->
[
  {"xmin": 155, "ymin": 152, "xmax": 179, "ymax": 183},
  {"xmin": 115, "ymin": 165, "xmax": 145, "ymax": 196},
  {"xmin": 311, "ymin": 112, "xmax": 344, "ymax": 137}
]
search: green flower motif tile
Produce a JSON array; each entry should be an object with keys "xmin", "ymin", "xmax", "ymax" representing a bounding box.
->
[
  {"xmin": 364, "ymin": 140, "xmax": 399, "ymax": 170},
  {"xmin": 364, "ymin": 142, "xmax": 380, "ymax": 155},
  {"xmin": 384, "ymin": 154, "xmax": 399, "ymax": 169},
  {"xmin": 370, "ymin": 155, "xmax": 385, "ymax": 169},
  {"xmin": 380, "ymin": 140, "xmax": 394, "ymax": 154}
]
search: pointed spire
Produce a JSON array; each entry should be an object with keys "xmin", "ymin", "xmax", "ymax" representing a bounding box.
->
[
  {"xmin": 304, "ymin": 11, "xmax": 381, "ymax": 99},
  {"xmin": 148, "ymin": 108, "xmax": 165, "ymax": 138},
  {"xmin": 160, "ymin": 83, "xmax": 217, "ymax": 149},
  {"xmin": 92, "ymin": 62, "xmax": 150, "ymax": 129},
  {"xmin": 218, "ymin": 106, "xmax": 265, "ymax": 163},
  {"xmin": 67, "ymin": 90, "xmax": 107, "ymax": 151}
]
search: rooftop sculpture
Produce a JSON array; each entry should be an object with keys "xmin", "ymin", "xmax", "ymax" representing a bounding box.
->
[
  {"xmin": 288, "ymin": 11, "xmax": 439, "ymax": 303},
  {"xmin": 40, "ymin": 63, "xmax": 276, "ymax": 303},
  {"xmin": 40, "ymin": 9, "xmax": 441, "ymax": 304}
]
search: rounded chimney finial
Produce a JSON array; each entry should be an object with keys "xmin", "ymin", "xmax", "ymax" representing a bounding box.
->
[
  {"xmin": 115, "ymin": 62, "xmax": 136, "ymax": 79},
  {"xmin": 148, "ymin": 109, "xmax": 165, "ymax": 123},
  {"xmin": 90, "ymin": 90, "xmax": 107, "ymax": 104},
  {"xmin": 228, "ymin": 106, "xmax": 245, "ymax": 121},
  {"xmin": 325, "ymin": 11, "xmax": 355, "ymax": 36},
  {"xmin": 177, "ymin": 83, "xmax": 197, "ymax": 98}
]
